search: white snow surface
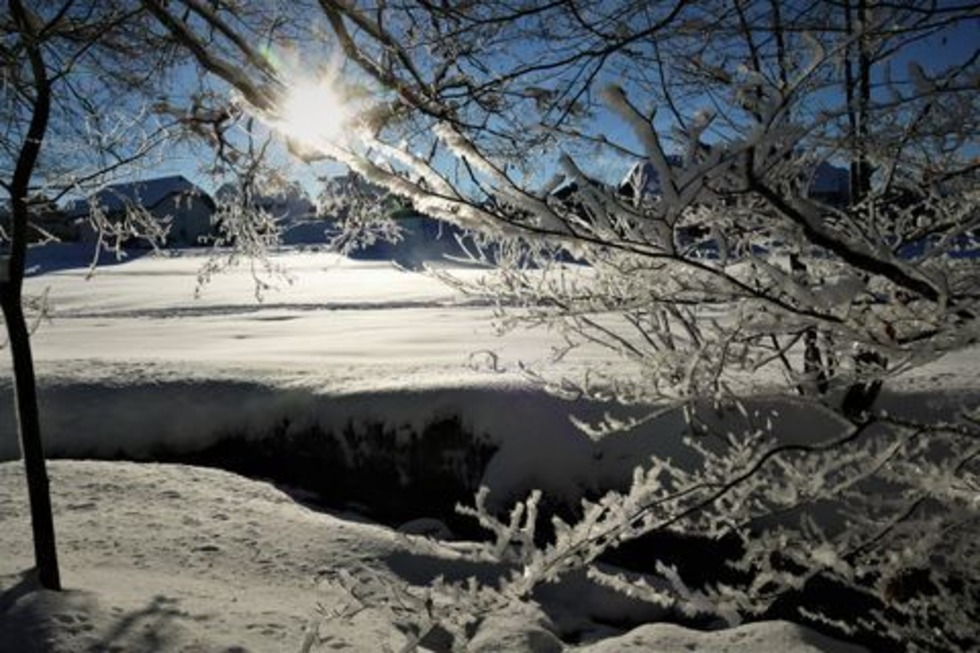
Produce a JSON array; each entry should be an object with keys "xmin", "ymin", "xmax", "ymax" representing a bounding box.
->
[
  {"xmin": 0, "ymin": 246, "xmax": 974, "ymax": 650},
  {"xmin": 5, "ymin": 249, "xmax": 976, "ymax": 482},
  {"xmin": 0, "ymin": 460, "xmax": 867, "ymax": 652},
  {"xmin": 2, "ymin": 249, "xmax": 625, "ymax": 502}
]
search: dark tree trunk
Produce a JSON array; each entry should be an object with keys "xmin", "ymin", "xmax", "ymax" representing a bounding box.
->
[
  {"xmin": 2, "ymin": 0, "xmax": 61, "ymax": 591},
  {"xmin": 0, "ymin": 293, "xmax": 61, "ymax": 590},
  {"xmin": 840, "ymin": 0, "xmax": 885, "ymax": 419},
  {"xmin": 844, "ymin": 0, "xmax": 874, "ymax": 206}
]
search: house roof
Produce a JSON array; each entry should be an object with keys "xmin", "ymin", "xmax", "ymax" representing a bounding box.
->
[{"xmin": 67, "ymin": 175, "xmax": 213, "ymax": 217}]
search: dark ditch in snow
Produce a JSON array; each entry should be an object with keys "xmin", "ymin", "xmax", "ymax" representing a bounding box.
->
[
  {"xmin": 146, "ymin": 411, "xmax": 750, "ymax": 638},
  {"xmin": 154, "ymin": 413, "xmax": 500, "ymax": 541},
  {"xmin": 4, "ymin": 379, "xmax": 973, "ymax": 650}
]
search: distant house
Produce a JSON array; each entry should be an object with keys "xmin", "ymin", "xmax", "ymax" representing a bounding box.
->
[
  {"xmin": 539, "ymin": 157, "xmax": 853, "ymax": 257},
  {"xmin": 807, "ymin": 162, "xmax": 851, "ymax": 207},
  {"xmin": 214, "ymin": 181, "xmax": 328, "ymax": 245},
  {"xmin": 618, "ymin": 158, "xmax": 851, "ymax": 207},
  {"xmin": 68, "ymin": 175, "xmax": 217, "ymax": 247},
  {"xmin": 214, "ymin": 181, "xmax": 316, "ymax": 222},
  {"xmin": 344, "ymin": 205, "xmax": 468, "ymax": 267},
  {"xmin": 1, "ymin": 196, "xmax": 77, "ymax": 244}
]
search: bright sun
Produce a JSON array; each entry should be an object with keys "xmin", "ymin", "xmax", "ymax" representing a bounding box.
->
[{"xmin": 277, "ymin": 80, "xmax": 347, "ymax": 149}]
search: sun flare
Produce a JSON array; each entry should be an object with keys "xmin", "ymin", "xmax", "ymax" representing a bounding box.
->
[{"xmin": 277, "ymin": 79, "xmax": 347, "ymax": 149}]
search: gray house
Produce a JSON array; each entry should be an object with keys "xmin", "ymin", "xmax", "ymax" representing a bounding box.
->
[
  {"xmin": 69, "ymin": 175, "xmax": 217, "ymax": 247},
  {"xmin": 620, "ymin": 159, "xmax": 850, "ymax": 207}
]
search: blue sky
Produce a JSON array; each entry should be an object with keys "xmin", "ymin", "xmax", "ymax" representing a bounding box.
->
[{"xmin": 157, "ymin": 7, "xmax": 977, "ymax": 199}]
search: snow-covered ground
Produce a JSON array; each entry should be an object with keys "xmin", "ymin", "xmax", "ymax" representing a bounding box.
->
[
  {"xmin": 4, "ymin": 247, "xmax": 977, "ymax": 494},
  {"xmin": 0, "ymin": 461, "xmax": 867, "ymax": 652},
  {"xmin": 1, "ymin": 245, "xmax": 976, "ymax": 651},
  {"xmin": 5, "ymin": 249, "xmax": 615, "ymax": 454},
  {"xmin": 2, "ymin": 247, "xmax": 635, "ymax": 503},
  {"xmin": 16, "ymin": 246, "xmax": 559, "ymax": 391}
]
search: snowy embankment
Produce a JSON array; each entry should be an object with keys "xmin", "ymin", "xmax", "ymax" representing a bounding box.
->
[
  {"xmin": 0, "ymin": 248, "xmax": 723, "ymax": 510},
  {"xmin": 1, "ymin": 248, "xmax": 633, "ymax": 505},
  {"xmin": 0, "ymin": 461, "xmax": 866, "ymax": 652}
]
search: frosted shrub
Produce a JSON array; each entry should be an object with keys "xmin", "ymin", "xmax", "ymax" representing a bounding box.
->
[
  {"xmin": 300, "ymin": 406, "xmax": 977, "ymax": 650},
  {"xmin": 434, "ymin": 404, "xmax": 978, "ymax": 650},
  {"xmin": 301, "ymin": 568, "xmax": 510, "ymax": 653}
]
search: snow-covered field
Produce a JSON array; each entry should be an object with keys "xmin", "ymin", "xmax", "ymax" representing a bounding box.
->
[
  {"xmin": 1, "ymin": 248, "xmax": 638, "ymax": 503},
  {"xmin": 14, "ymin": 246, "xmax": 565, "ymax": 391},
  {"xmin": 0, "ymin": 461, "xmax": 866, "ymax": 652},
  {"xmin": 1, "ymin": 246, "xmax": 975, "ymax": 651}
]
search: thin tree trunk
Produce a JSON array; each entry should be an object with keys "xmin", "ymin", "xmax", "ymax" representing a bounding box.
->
[
  {"xmin": 0, "ymin": 295, "xmax": 61, "ymax": 590},
  {"xmin": 843, "ymin": 0, "xmax": 861, "ymax": 203},
  {"xmin": 840, "ymin": 0, "xmax": 884, "ymax": 418},
  {"xmin": 2, "ymin": 0, "xmax": 61, "ymax": 591},
  {"xmin": 856, "ymin": 0, "xmax": 873, "ymax": 201}
]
